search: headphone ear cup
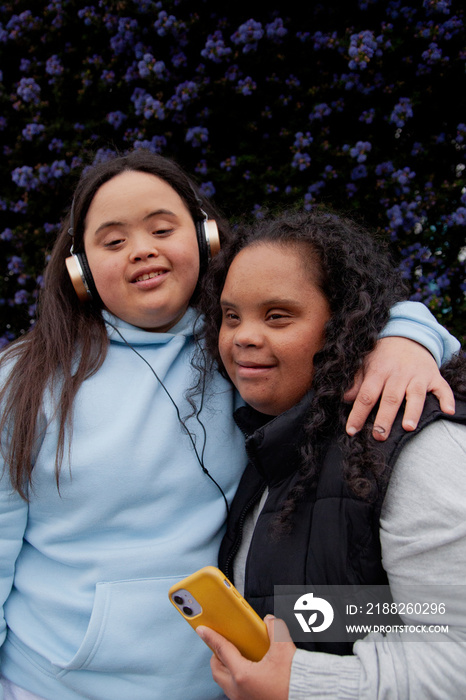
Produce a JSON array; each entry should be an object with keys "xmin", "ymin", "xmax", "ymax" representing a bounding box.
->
[
  {"xmin": 204, "ymin": 219, "xmax": 221, "ymax": 259},
  {"xmin": 196, "ymin": 218, "xmax": 221, "ymax": 276},
  {"xmin": 65, "ymin": 252, "xmax": 98, "ymax": 303}
]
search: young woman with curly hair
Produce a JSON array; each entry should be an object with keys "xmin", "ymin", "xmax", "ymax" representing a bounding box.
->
[{"xmin": 196, "ymin": 210, "xmax": 466, "ymax": 700}]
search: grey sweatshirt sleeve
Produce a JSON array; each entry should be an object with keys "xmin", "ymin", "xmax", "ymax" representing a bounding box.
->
[{"xmin": 289, "ymin": 419, "xmax": 466, "ymax": 700}]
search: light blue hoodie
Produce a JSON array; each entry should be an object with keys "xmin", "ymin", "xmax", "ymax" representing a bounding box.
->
[
  {"xmin": 0, "ymin": 309, "xmax": 246, "ymax": 700},
  {"xmin": 0, "ymin": 302, "xmax": 459, "ymax": 700}
]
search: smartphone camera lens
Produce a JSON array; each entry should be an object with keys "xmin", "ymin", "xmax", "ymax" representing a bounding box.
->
[
  {"xmin": 173, "ymin": 595, "xmax": 184, "ymax": 605},
  {"xmin": 182, "ymin": 606, "xmax": 193, "ymax": 616}
]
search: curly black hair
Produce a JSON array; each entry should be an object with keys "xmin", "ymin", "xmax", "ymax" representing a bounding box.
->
[{"xmin": 197, "ymin": 209, "xmax": 410, "ymax": 530}]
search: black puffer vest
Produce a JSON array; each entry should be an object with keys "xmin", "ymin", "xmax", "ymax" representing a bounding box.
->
[{"xmin": 219, "ymin": 392, "xmax": 466, "ymax": 654}]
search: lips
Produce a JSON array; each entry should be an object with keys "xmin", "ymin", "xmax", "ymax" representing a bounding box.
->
[
  {"xmin": 130, "ymin": 266, "xmax": 168, "ymax": 284},
  {"xmin": 133, "ymin": 271, "xmax": 164, "ymax": 283},
  {"xmin": 237, "ymin": 361, "xmax": 273, "ymax": 369},
  {"xmin": 235, "ymin": 360, "xmax": 277, "ymax": 377}
]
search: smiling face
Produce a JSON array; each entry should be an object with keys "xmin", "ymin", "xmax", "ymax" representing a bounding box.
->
[
  {"xmin": 219, "ymin": 242, "xmax": 331, "ymax": 416},
  {"xmin": 83, "ymin": 170, "xmax": 200, "ymax": 331}
]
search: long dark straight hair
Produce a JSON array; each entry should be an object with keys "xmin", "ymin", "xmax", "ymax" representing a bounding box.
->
[{"xmin": 0, "ymin": 149, "xmax": 230, "ymax": 498}]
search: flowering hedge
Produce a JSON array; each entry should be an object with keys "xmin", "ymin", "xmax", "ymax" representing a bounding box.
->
[{"xmin": 1, "ymin": 0, "xmax": 465, "ymax": 346}]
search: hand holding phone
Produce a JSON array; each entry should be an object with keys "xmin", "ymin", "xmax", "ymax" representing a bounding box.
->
[{"xmin": 169, "ymin": 566, "xmax": 270, "ymax": 662}]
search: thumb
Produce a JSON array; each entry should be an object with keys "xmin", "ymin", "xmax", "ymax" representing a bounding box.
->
[
  {"xmin": 264, "ymin": 615, "xmax": 295, "ymax": 647},
  {"xmin": 196, "ymin": 625, "xmax": 243, "ymax": 666}
]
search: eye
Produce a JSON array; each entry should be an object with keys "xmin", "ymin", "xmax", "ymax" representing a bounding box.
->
[
  {"xmin": 152, "ymin": 227, "xmax": 174, "ymax": 236},
  {"xmin": 104, "ymin": 238, "xmax": 125, "ymax": 248},
  {"xmin": 221, "ymin": 309, "xmax": 240, "ymax": 323},
  {"xmin": 267, "ymin": 311, "xmax": 291, "ymax": 321}
]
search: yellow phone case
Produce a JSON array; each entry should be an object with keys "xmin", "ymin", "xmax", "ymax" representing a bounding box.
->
[{"xmin": 169, "ymin": 566, "xmax": 270, "ymax": 662}]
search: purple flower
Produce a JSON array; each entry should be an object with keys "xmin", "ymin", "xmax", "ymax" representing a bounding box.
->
[
  {"xmin": 107, "ymin": 111, "xmax": 127, "ymax": 129},
  {"xmin": 348, "ymin": 30, "xmax": 383, "ymax": 70},
  {"xmin": 185, "ymin": 126, "xmax": 209, "ymax": 148},
  {"xmin": 137, "ymin": 53, "xmax": 166, "ymax": 79},
  {"xmin": 172, "ymin": 52, "xmax": 187, "ymax": 68},
  {"xmin": 322, "ymin": 165, "xmax": 337, "ymax": 180},
  {"xmin": 110, "ymin": 17, "xmax": 139, "ymax": 55},
  {"xmin": 14, "ymin": 289, "xmax": 29, "ymax": 305},
  {"xmin": 198, "ymin": 181, "xmax": 216, "ymax": 198},
  {"xmin": 48, "ymin": 138, "xmax": 64, "ymax": 152},
  {"xmin": 8, "ymin": 256, "xmax": 25, "ymax": 274},
  {"xmin": 101, "ymin": 70, "xmax": 115, "ymax": 84},
  {"xmin": 266, "ymin": 18, "xmax": 287, "ymax": 42},
  {"xmin": 0, "ymin": 332, "xmax": 16, "ymax": 349},
  {"xmin": 45, "ymin": 54, "xmax": 63, "ymax": 76},
  {"xmin": 77, "ymin": 6, "xmax": 98, "ymax": 25},
  {"xmin": 169, "ymin": 81, "xmax": 199, "ymax": 108},
  {"xmin": 201, "ymin": 31, "xmax": 232, "ymax": 63},
  {"xmin": 224, "ymin": 65, "xmax": 239, "ymax": 81},
  {"xmin": 16, "ymin": 77, "xmax": 41, "ymax": 104},
  {"xmin": 309, "ymin": 103, "xmax": 331, "ymax": 121},
  {"xmin": 421, "ymin": 42, "xmax": 447, "ymax": 66},
  {"xmin": 392, "ymin": 167, "xmax": 416, "ymax": 192},
  {"xmin": 389, "ymin": 97, "xmax": 413, "ymax": 128},
  {"xmin": 12, "ymin": 165, "xmax": 38, "ymax": 190},
  {"xmin": 1, "ymin": 228, "xmax": 14, "ymax": 241},
  {"xmin": 195, "ymin": 160, "xmax": 208, "ymax": 176},
  {"xmin": 359, "ymin": 108, "xmax": 375, "ymax": 124},
  {"xmin": 350, "ymin": 164, "xmax": 368, "ymax": 180},
  {"xmin": 293, "ymin": 132, "xmax": 313, "ymax": 149},
  {"xmin": 6, "ymin": 10, "xmax": 41, "ymax": 39},
  {"xmin": 252, "ymin": 204, "xmax": 266, "ymax": 219},
  {"xmin": 349, "ymin": 140, "xmax": 372, "ymax": 162},
  {"xmin": 456, "ymin": 123, "xmax": 466, "ymax": 144},
  {"xmin": 292, "ymin": 152, "xmax": 311, "ymax": 170},
  {"xmin": 10, "ymin": 199, "xmax": 28, "ymax": 213},
  {"xmin": 411, "ymin": 142, "xmax": 424, "ymax": 156},
  {"xmin": 154, "ymin": 10, "xmax": 178, "ymax": 37},
  {"xmin": 220, "ymin": 156, "xmax": 237, "ymax": 171},
  {"xmin": 236, "ymin": 77, "xmax": 257, "ymax": 96},
  {"xmin": 423, "ymin": 0, "xmax": 451, "ymax": 15},
  {"xmin": 19, "ymin": 58, "xmax": 31, "ymax": 72},
  {"xmin": 22, "ymin": 123, "xmax": 46, "ymax": 141},
  {"xmin": 131, "ymin": 89, "xmax": 165, "ymax": 120},
  {"xmin": 231, "ymin": 19, "xmax": 264, "ymax": 53},
  {"xmin": 449, "ymin": 207, "xmax": 466, "ymax": 226},
  {"xmin": 133, "ymin": 135, "xmax": 167, "ymax": 153},
  {"xmin": 312, "ymin": 31, "xmax": 338, "ymax": 51}
]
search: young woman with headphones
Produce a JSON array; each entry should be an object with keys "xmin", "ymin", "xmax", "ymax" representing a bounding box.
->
[{"xmin": 0, "ymin": 149, "xmax": 459, "ymax": 700}]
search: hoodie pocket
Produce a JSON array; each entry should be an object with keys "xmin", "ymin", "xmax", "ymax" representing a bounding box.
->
[{"xmin": 54, "ymin": 575, "xmax": 195, "ymax": 675}]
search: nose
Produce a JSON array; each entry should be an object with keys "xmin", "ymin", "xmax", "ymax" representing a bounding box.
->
[
  {"xmin": 233, "ymin": 321, "xmax": 263, "ymax": 348},
  {"xmin": 129, "ymin": 232, "xmax": 159, "ymax": 262}
]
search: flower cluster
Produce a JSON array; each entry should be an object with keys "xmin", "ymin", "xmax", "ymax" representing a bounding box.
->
[
  {"xmin": 231, "ymin": 19, "xmax": 264, "ymax": 53},
  {"xmin": 0, "ymin": 1, "xmax": 464, "ymax": 345},
  {"xmin": 348, "ymin": 30, "xmax": 384, "ymax": 70}
]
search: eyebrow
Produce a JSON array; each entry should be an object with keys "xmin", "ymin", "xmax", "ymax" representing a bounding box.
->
[
  {"xmin": 93, "ymin": 209, "xmax": 177, "ymax": 236},
  {"xmin": 220, "ymin": 297, "xmax": 300, "ymax": 308}
]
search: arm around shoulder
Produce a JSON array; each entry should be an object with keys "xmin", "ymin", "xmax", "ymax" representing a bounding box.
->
[{"xmin": 381, "ymin": 301, "xmax": 460, "ymax": 366}]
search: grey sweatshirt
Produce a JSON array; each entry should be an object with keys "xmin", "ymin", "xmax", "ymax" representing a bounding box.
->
[{"xmin": 289, "ymin": 419, "xmax": 466, "ymax": 699}]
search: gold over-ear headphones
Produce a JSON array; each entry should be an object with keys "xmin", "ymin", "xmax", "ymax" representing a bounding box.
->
[{"xmin": 65, "ymin": 203, "xmax": 221, "ymax": 303}]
